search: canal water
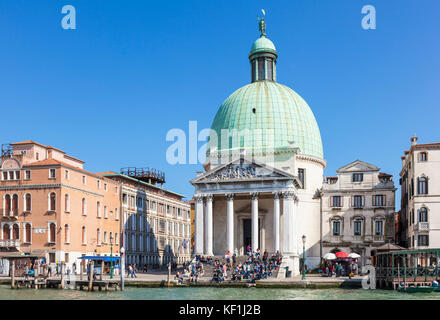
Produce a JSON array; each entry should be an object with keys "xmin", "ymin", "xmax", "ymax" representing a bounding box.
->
[{"xmin": 1, "ymin": 285, "xmax": 440, "ymax": 300}]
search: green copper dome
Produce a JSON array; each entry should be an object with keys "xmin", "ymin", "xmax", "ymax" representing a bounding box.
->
[
  {"xmin": 250, "ymin": 36, "xmax": 277, "ymax": 55},
  {"xmin": 208, "ymin": 81, "xmax": 324, "ymax": 159},
  {"xmin": 207, "ymin": 19, "xmax": 324, "ymax": 160}
]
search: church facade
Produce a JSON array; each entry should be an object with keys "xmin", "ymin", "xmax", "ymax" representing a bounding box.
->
[{"xmin": 191, "ymin": 19, "xmax": 326, "ymax": 275}]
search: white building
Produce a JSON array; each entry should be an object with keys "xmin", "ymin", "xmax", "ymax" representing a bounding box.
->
[
  {"xmin": 102, "ymin": 170, "xmax": 192, "ymax": 267},
  {"xmin": 321, "ymin": 160, "xmax": 396, "ymax": 265},
  {"xmin": 191, "ymin": 19, "xmax": 326, "ymax": 275},
  {"xmin": 399, "ymin": 136, "xmax": 440, "ymax": 249}
]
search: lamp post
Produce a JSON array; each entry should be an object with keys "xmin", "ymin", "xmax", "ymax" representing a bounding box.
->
[
  {"xmin": 120, "ymin": 246, "xmax": 125, "ymax": 291},
  {"xmin": 302, "ymin": 235, "xmax": 306, "ymax": 280},
  {"xmin": 110, "ymin": 233, "xmax": 114, "ymax": 279}
]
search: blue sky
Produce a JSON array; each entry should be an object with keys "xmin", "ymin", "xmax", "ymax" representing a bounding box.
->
[{"xmin": 1, "ymin": 0, "xmax": 439, "ymax": 206}]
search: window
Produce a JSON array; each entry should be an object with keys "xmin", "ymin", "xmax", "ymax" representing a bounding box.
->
[
  {"xmin": 25, "ymin": 170, "xmax": 31, "ymax": 180},
  {"xmin": 82, "ymin": 175, "xmax": 86, "ymax": 185},
  {"xmin": 104, "ymin": 183, "xmax": 107, "ymax": 191},
  {"xmin": 418, "ymin": 235, "xmax": 429, "ymax": 247},
  {"xmin": 115, "ymin": 233, "xmax": 118, "ymax": 245},
  {"xmin": 2, "ymin": 172, "xmax": 7, "ymax": 180},
  {"xmin": 419, "ymin": 152, "xmax": 428, "ymax": 162},
  {"xmin": 12, "ymin": 195, "xmax": 18, "ymax": 216},
  {"xmin": 82, "ymin": 198, "xmax": 87, "ymax": 215},
  {"xmin": 331, "ymin": 196, "xmax": 342, "ymax": 208},
  {"xmin": 25, "ymin": 224, "xmax": 31, "ymax": 243},
  {"xmin": 9, "ymin": 171, "xmax": 14, "ymax": 180},
  {"xmin": 375, "ymin": 220, "xmax": 383, "ymax": 235},
  {"xmin": 97, "ymin": 201, "xmax": 101, "ymax": 218},
  {"xmin": 123, "ymin": 194, "xmax": 128, "ymax": 207},
  {"xmin": 25, "ymin": 194, "xmax": 31, "ymax": 212},
  {"xmin": 353, "ymin": 195, "xmax": 364, "ymax": 208},
  {"xmin": 332, "ymin": 220, "xmax": 341, "ymax": 236},
  {"xmin": 65, "ymin": 253, "xmax": 69, "ymax": 263},
  {"xmin": 137, "ymin": 197, "xmax": 143, "ymax": 209},
  {"xmin": 15, "ymin": 171, "xmax": 20, "ymax": 180},
  {"xmin": 114, "ymin": 186, "xmax": 118, "ymax": 194},
  {"xmin": 64, "ymin": 224, "xmax": 70, "ymax": 243},
  {"xmin": 97, "ymin": 228, "xmax": 101, "ymax": 245},
  {"xmin": 115, "ymin": 208, "xmax": 119, "ymax": 220},
  {"xmin": 97, "ymin": 180, "xmax": 101, "ymax": 189},
  {"xmin": 418, "ymin": 177, "xmax": 428, "ymax": 195},
  {"xmin": 298, "ymin": 168, "xmax": 305, "ymax": 189},
  {"xmin": 65, "ymin": 194, "xmax": 70, "ymax": 212},
  {"xmin": 49, "ymin": 223, "xmax": 56, "ymax": 243},
  {"xmin": 419, "ymin": 207, "xmax": 428, "ymax": 222},
  {"xmin": 3, "ymin": 224, "xmax": 10, "ymax": 240},
  {"xmin": 354, "ymin": 220, "xmax": 362, "ymax": 236},
  {"xmin": 64, "ymin": 170, "xmax": 69, "ymax": 180},
  {"xmin": 36, "ymin": 152, "xmax": 39, "ymax": 160},
  {"xmin": 4, "ymin": 194, "xmax": 11, "ymax": 216},
  {"xmin": 81, "ymin": 226, "xmax": 87, "ymax": 244},
  {"xmin": 49, "ymin": 168, "xmax": 56, "ymax": 179},
  {"xmin": 374, "ymin": 195, "xmax": 385, "ymax": 207},
  {"xmin": 352, "ymin": 173, "xmax": 363, "ymax": 182},
  {"xmin": 110, "ymin": 232, "xmax": 113, "ymax": 244},
  {"xmin": 12, "ymin": 224, "xmax": 20, "ymax": 240},
  {"xmin": 49, "ymin": 193, "xmax": 56, "ymax": 211}
]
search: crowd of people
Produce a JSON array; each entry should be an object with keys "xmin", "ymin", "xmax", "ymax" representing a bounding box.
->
[
  {"xmin": 319, "ymin": 261, "xmax": 359, "ymax": 278},
  {"xmin": 174, "ymin": 249, "xmax": 282, "ymax": 284}
]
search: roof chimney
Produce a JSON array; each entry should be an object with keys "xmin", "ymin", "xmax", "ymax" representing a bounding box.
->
[{"xmin": 410, "ymin": 134, "xmax": 418, "ymax": 146}]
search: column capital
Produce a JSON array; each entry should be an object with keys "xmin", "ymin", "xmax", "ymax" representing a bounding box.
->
[
  {"xmin": 205, "ymin": 194, "xmax": 213, "ymax": 202},
  {"xmin": 273, "ymin": 192, "xmax": 282, "ymax": 199},
  {"xmin": 251, "ymin": 192, "xmax": 259, "ymax": 200},
  {"xmin": 226, "ymin": 193, "xmax": 234, "ymax": 201},
  {"xmin": 195, "ymin": 195, "xmax": 204, "ymax": 203},
  {"xmin": 282, "ymin": 191, "xmax": 296, "ymax": 200}
]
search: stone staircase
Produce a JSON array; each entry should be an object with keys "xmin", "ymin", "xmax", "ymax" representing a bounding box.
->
[{"xmin": 199, "ymin": 255, "xmax": 280, "ymax": 280}]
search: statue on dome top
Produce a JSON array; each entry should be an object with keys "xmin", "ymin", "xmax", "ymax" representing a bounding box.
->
[{"xmin": 258, "ymin": 9, "xmax": 266, "ymax": 37}]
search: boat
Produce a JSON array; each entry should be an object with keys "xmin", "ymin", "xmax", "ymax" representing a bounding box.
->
[{"xmin": 398, "ymin": 286, "xmax": 435, "ymax": 293}]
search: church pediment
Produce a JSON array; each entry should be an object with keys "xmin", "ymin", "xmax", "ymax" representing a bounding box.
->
[
  {"xmin": 336, "ymin": 160, "xmax": 379, "ymax": 173},
  {"xmin": 190, "ymin": 155, "xmax": 295, "ymax": 185}
]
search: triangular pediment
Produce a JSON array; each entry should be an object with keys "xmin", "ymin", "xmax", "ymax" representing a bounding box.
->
[
  {"xmin": 190, "ymin": 155, "xmax": 295, "ymax": 185},
  {"xmin": 336, "ymin": 160, "xmax": 380, "ymax": 173}
]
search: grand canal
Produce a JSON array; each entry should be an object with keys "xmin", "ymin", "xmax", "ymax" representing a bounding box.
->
[{"xmin": 0, "ymin": 285, "xmax": 440, "ymax": 300}]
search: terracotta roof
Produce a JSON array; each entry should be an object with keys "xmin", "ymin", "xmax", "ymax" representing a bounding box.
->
[
  {"xmin": 11, "ymin": 140, "xmax": 46, "ymax": 148},
  {"xmin": 24, "ymin": 159, "xmax": 62, "ymax": 166},
  {"xmin": 379, "ymin": 172, "xmax": 392, "ymax": 177},
  {"xmin": 24, "ymin": 159, "xmax": 118, "ymax": 184},
  {"xmin": 96, "ymin": 171, "xmax": 118, "ymax": 175},
  {"xmin": 413, "ymin": 143, "xmax": 440, "ymax": 149}
]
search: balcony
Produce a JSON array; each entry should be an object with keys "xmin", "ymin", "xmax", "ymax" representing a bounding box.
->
[
  {"xmin": 0, "ymin": 239, "xmax": 20, "ymax": 248},
  {"xmin": 414, "ymin": 222, "xmax": 429, "ymax": 232}
]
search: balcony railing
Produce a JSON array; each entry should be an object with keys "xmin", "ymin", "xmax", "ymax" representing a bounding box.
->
[
  {"xmin": 0, "ymin": 239, "xmax": 20, "ymax": 248},
  {"xmin": 414, "ymin": 222, "xmax": 430, "ymax": 232}
]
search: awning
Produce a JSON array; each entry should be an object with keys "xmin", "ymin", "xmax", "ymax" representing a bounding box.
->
[{"xmin": 79, "ymin": 256, "xmax": 120, "ymax": 262}]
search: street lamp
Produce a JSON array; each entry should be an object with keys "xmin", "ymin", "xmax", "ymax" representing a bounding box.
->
[
  {"xmin": 120, "ymin": 246, "xmax": 125, "ymax": 291},
  {"xmin": 110, "ymin": 233, "xmax": 114, "ymax": 279},
  {"xmin": 302, "ymin": 235, "xmax": 306, "ymax": 280}
]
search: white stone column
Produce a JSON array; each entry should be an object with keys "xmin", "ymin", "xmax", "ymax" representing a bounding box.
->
[
  {"xmin": 282, "ymin": 191, "xmax": 299, "ymax": 276},
  {"xmin": 205, "ymin": 194, "xmax": 213, "ymax": 256},
  {"xmin": 251, "ymin": 193, "xmax": 259, "ymax": 253},
  {"xmin": 273, "ymin": 192, "xmax": 281, "ymax": 253},
  {"xmin": 226, "ymin": 193, "xmax": 234, "ymax": 253},
  {"xmin": 194, "ymin": 195, "xmax": 204, "ymax": 255}
]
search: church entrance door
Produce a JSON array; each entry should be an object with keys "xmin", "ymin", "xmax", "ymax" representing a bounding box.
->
[{"xmin": 243, "ymin": 219, "xmax": 261, "ymax": 252}]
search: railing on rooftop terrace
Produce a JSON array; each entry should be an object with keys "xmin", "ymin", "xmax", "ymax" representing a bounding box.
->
[{"xmin": 120, "ymin": 167, "xmax": 166, "ymax": 183}]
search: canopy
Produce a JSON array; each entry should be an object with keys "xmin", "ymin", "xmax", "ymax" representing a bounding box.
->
[
  {"xmin": 323, "ymin": 253, "xmax": 336, "ymax": 260},
  {"xmin": 79, "ymin": 256, "xmax": 120, "ymax": 262},
  {"xmin": 348, "ymin": 253, "xmax": 361, "ymax": 259},
  {"xmin": 335, "ymin": 251, "xmax": 349, "ymax": 258}
]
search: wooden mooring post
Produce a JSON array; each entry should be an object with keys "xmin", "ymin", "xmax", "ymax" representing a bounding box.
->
[
  {"xmin": 10, "ymin": 261, "xmax": 15, "ymax": 289},
  {"xmin": 60, "ymin": 262, "xmax": 65, "ymax": 289},
  {"xmin": 88, "ymin": 261, "xmax": 94, "ymax": 291}
]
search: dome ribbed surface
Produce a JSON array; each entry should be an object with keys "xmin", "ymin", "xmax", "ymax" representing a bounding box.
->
[{"xmin": 208, "ymin": 80, "xmax": 324, "ymax": 159}]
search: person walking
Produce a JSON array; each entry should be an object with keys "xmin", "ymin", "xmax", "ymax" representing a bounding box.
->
[{"xmin": 132, "ymin": 264, "xmax": 137, "ymax": 278}]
